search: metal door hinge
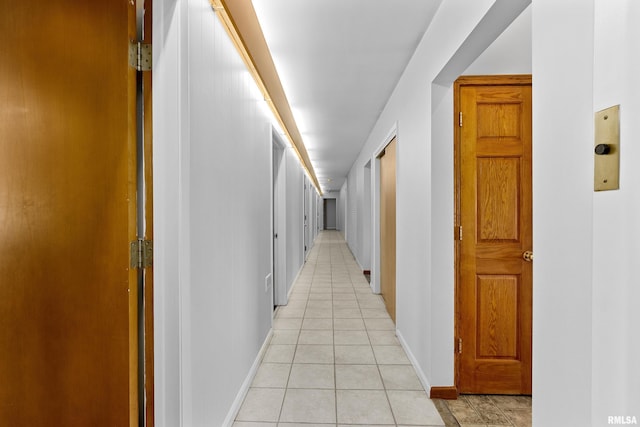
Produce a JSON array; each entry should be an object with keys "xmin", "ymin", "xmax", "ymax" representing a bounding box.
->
[
  {"xmin": 456, "ymin": 226, "xmax": 462, "ymax": 241},
  {"xmin": 458, "ymin": 338, "xmax": 463, "ymax": 354},
  {"xmin": 129, "ymin": 41, "xmax": 152, "ymax": 71},
  {"xmin": 459, "ymin": 112, "xmax": 463, "ymax": 127},
  {"xmin": 130, "ymin": 239, "xmax": 153, "ymax": 269}
]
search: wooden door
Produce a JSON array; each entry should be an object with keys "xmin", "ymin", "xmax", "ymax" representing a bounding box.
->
[
  {"xmin": 380, "ymin": 138, "xmax": 397, "ymax": 322},
  {"xmin": 455, "ymin": 76, "xmax": 532, "ymax": 394},
  {"xmin": 0, "ymin": 1, "xmax": 139, "ymax": 425}
]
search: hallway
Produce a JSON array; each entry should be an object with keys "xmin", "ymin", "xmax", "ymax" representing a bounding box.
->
[{"xmin": 234, "ymin": 231, "xmax": 445, "ymax": 426}]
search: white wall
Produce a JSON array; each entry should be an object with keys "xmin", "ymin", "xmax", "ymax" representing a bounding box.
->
[
  {"xmin": 345, "ymin": 0, "xmax": 531, "ymax": 391},
  {"xmin": 532, "ymin": 1, "xmax": 594, "ymax": 424},
  {"xmin": 153, "ymin": 1, "xmax": 313, "ymax": 425},
  {"xmin": 591, "ymin": 0, "xmax": 640, "ymax": 423}
]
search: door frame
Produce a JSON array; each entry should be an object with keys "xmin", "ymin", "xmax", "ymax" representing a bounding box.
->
[
  {"xmin": 138, "ymin": 0, "xmax": 154, "ymax": 423},
  {"xmin": 372, "ymin": 125, "xmax": 397, "ymax": 296},
  {"xmin": 453, "ymin": 74, "xmax": 533, "ymax": 394},
  {"xmin": 272, "ymin": 129, "xmax": 288, "ymax": 307}
]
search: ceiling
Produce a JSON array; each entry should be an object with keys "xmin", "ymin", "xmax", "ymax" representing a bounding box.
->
[{"xmin": 252, "ymin": 0, "xmax": 442, "ymax": 193}]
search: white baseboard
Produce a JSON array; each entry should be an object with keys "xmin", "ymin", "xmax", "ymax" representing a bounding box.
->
[
  {"xmin": 222, "ymin": 329, "xmax": 273, "ymax": 426},
  {"xmin": 396, "ymin": 329, "xmax": 433, "ymax": 397}
]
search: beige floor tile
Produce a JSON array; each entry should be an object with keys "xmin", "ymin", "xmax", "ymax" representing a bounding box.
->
[
  {"xmin": 252, "ymin": 363, "xmax": 291, "ymax": 388},
  {"xmin": 333, "ymin": 308, "xmax": 362, "ymax": 318},
  {"xmin": 333, "ymin": 293, "xmax": 357, "ymax": 301},
  {"xmin": 364, "ymin": 318, "xmax": 396, "ymax": 331},
  {"xmin": 465, "ymin": 395, "xmax": 512, "ymax": 425},
  {"xmin": 271, "ymin": 330, "xmax": 299, "ymax": 345},
  {"xmin": 236, "ymin": 388, "xmax": 286, "ymax": 422},
  {"xmin": 378, "ymin": 365, "xmax": 423, "ymax": 390},
  {"xmin": 336, "ymin": 390, "xmax": 395, "ymax": 425},
  {"xmin": 263, "ymin": 345, "xmax": 296, "ymax": 364},
  {"xmin": 335, "ymin": 345, "xmax": 376, "ymax": 364},
  {"xmin": 293, "ymin": 344, "xmax": 334, "ymax": 364},
  {"xmin": 502, "ymin": 408, "xmax": 531, "ymax": 427},
  {"xmin": 387, "ymin": 390, "xmax": 445, "ymax": 426},
  {"xmin": 233, "ymin": 422, "xmax": 276, "ymax": 427},
  {"xmin": 332, "ymin": 282, "xmax": 352, "ymax": 287},
  {"xmin": 276, "ymin": 307, "xmax": 305, "ymax": 319},
  {"xmin": 333, "ymin": 287, "xmax": 355, "ymax": 294},
  {"xmin": 361, "ymin": 308, "xmax": 391, "ymax": 319},
  {"xmin": 279, "ymin": 389, "xmax": 336, "ymax": 424},
  {"xmin": 304, "ymin": 308, "xmax": 333, "ymax": 318},
  {"xmin": 297, "ymin": 330, "xmax": 333, "ymax": 345},
  {"xmin": 335, "ymin": 364, "xmax": 383, "ymax": 389},
  {"xmin": 334, "ymin": 318, "xmax": 366, "ymax": 330},
  {"xmin": 367, "ymin": 330, "xmax": 400, "ymax": 345},
  {"xmin": 332, "ymin": 300, "xmax": 359, "ymax": 308},
  {"xmin": 443, "ymin": 399, "xmax": 484, "ymax": 424},
  {"xmin": 334, "ymin": 330, "xmax": 370, "ymax": 345},
  {"xmin": 288, "ymin": 363, "xmax": 334, "ymax": 389},
  {"xmin": 306, "ymin": 300, "xmax": 332, "ymax": 309},
  {"xmin": 489, "ymin": 395, "xmax": 532, "ymax": 410},
  {"xmin": 273, "ymin": 318, "xmax": 302, "ymax": 330},
  {"xmin": 357, "ymin": 299, "xmax": 386, "ymax": 309},
  {"xmin": 308, "ymin": 293, "xmax": 332, "ymax": 301},
  {"xmin": 372, "ymin": 345, "xmax": 410, "ymax": 364},
  {"xmin": 280, "ymin": 424, "xmax": 334, "ymax": 427},
  {"xmin": 302, "ymin": 318, "xmax": 333, "ymax": 330}
]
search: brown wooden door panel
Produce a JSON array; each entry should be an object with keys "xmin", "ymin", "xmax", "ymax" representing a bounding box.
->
[
  {"xmin": 0, "ymin": 1, "xmax": 138, "ymax": 425},
  {"xmin": 456, "ymin": 76, "xmax": 532, "ymax": 395},
  {"xmin": 380, "ymin": 138, "xmax": 397, "ymax": 323}
]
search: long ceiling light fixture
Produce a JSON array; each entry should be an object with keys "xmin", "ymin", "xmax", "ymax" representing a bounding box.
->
[{"xmin": 209, "ymin": 0, "xmax": 323, "ymax": 195}]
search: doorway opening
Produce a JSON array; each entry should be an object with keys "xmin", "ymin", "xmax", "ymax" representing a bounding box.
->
[
  {"xmin": 272, "ymin": 131, "xmax": 287, "ymax": 308},
  {"xmin": 378, "ymin": 137, "xmax": 397, "ymax": 323},
  {"xmin": 324, "ymin": 198, "xmax": 337, "ymax": 230}
]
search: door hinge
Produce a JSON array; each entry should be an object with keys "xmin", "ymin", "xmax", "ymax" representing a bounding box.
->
[
  {"xmin": 130, "ymin": 239, "xmax": 153, "ymax": 269},
  {"xmin": 458, "ymin": 338, "xmax": 463, "ymax": 354},
  {"xmin": 129, "ymin": 41, "xmax": 152, "ymax": 71},
  {"xmin": 459, "ymin": 112, "xmax": 463, "ymax": 127},
  {"xmin": 456, "ymin": 225, "xmax": 462, "ymax": 241}
]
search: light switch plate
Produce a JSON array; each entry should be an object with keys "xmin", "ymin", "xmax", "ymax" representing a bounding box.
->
[
  {"xmin": 594, "ymin": 105, "xmax": 620, "ymax": 191},
  {"xmin": 265, "ymin": 273, "xmax": 272, "ymax": 292}
]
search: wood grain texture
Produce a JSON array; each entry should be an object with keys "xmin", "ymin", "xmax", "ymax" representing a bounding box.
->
[
  {"xmin": 454, "ymin": 75, "xmax": 532, "ymax": 395},
  {"xmin": 0, "ymin": 1, "xmax": 138, "ymax": 424},
  {"xmin": 430, "ymin": 386, "xmax": 459, "ymax": 400}
]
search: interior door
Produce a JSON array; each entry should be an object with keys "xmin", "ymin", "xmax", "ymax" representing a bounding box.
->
[
  {"xmin": 0, "ymin": 1, "xmax": 139, "ymax": 425},
  {"xmin": 456, "ymin": 76, "xmax": 532, "ymax": 394},
  {"xmin": 379, "ymin": 137, "xmax": 397, "ymax": 323}
]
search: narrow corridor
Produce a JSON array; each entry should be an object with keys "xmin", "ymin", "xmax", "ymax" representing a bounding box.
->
[{"xmin": 233, "ymin": 231, "xmax": 445, "ymax": 426}]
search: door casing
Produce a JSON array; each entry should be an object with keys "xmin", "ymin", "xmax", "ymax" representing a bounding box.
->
[{"xmin": 454, "ymin": 74, "xmax": 533, "ymax": 395}]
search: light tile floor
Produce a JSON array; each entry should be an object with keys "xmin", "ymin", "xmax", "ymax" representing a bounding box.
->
[{"xmin": 234, "ymin": 231, "xmax": 445, "ymax": 427}]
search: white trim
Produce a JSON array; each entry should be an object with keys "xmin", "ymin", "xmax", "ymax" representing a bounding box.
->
[
  {"xmin": 396, "ymin": 329, "xmax": 433, "ymax": 397},
  {"xmin": 221, "ymin": 329, "xmax": 274, "ymax": 427}
]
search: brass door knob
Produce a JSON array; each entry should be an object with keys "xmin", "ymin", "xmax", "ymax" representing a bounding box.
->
[{"xmin": 523, "ymin": 251, "xmax": 534, "ymax": 262}]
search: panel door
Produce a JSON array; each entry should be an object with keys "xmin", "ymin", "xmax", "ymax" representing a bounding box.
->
[
  {"xmin": 0, "ymin": 1, "xmax": 138, "ymax": 425},
  {"xmin": 457, "ymin": 77, "xmax": 532, "ymax": 394},
  {"xmin": 380, "ymin": 138, "xmax": 397, "ymax": 323}
]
